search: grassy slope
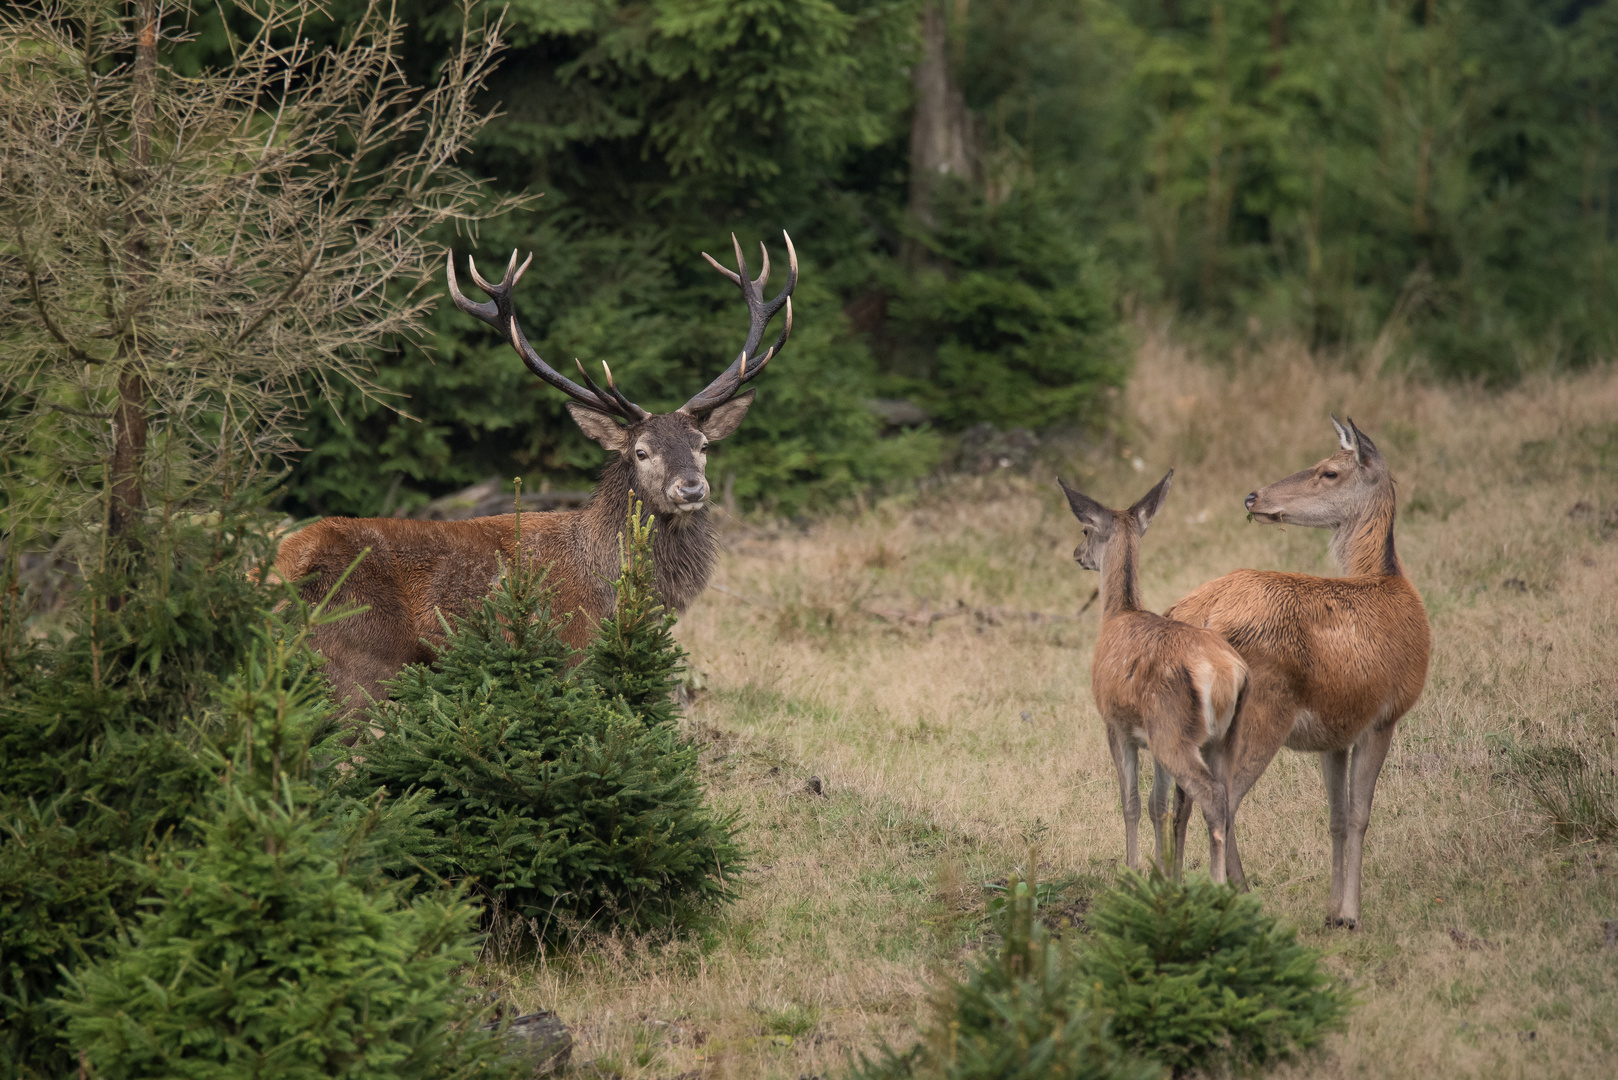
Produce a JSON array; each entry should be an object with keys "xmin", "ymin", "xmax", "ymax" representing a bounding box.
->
[{"xmin": 487, "ymin": 337, "xmax": 1618, "ymax": 1079}]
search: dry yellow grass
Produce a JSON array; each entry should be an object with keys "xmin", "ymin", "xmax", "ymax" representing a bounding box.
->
[{"xmin": 488, "ymin": 336, "xmax": 1618, "ymax": 1079}]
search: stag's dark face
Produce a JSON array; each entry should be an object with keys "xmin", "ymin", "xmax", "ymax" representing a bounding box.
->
[{"xmin": 568, "ymin": 392, "xmax": 755, "ymax": 518}]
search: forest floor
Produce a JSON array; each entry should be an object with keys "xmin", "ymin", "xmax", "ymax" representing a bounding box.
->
[{"xmin": 486, "ymin": 335, "xmax": 1618, "ymax": 1079}]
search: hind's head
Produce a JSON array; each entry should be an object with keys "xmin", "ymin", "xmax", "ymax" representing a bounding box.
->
[{"xmin": 1244, "ymin": 415, "xmax": 1388, "ymax": 528}]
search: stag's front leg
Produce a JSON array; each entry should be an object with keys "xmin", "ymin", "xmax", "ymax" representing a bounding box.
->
[{"xmin": 1107, "ymin": 726, "xmax": 1142, "ymax": 871}]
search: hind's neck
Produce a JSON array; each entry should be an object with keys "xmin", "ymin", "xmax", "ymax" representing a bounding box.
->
[{"xmin": 1330, "ymin": 481, "xmax": 1402, "ymax": 578}]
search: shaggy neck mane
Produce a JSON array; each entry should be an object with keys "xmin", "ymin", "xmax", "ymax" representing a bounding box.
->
[
  {"xmin": 584, "ymin": 454, "xmax": 718, "ymax": 613},
  {"xmin": 1330, "ymin": 478, "xmax": 1401, "ymax": 578}
]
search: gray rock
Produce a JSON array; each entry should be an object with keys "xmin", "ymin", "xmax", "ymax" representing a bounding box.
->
[{"xmin": 484, "ymin": 1010, "xmax": 571, "ymax": 1076}]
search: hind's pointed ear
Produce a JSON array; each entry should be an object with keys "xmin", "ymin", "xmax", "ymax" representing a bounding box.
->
[
  {"xmin": 1057, "ymin": 477, "xmax": 1108, "ymax": 529},
  {"xmin": 1346, "ymin": 418, "xmax": 1380, "ymax": 465},
  {"xmin": 1130, "ymin": 468, "xmax": 1174, "ymax": 533},
  {"xmin": 1330, "ymin": 414, "xmax": 1355, "ymax": 452}
]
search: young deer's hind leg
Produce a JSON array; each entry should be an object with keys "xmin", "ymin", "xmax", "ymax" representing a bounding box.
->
[
  {"xmin": 1217, "ymin": 668, "xmax": 1295, "ymax": 889},
  {"xmin": 1149, "ymin": 758, "xmax": 1175, "ymax": 875},
  {"xmin": 1147, "ymin": 728, "xmax": 1230, "ymax": 885},
  {"xmin": 1106, "ymin": 725, "xmax": 1142, "ymax": 870}
]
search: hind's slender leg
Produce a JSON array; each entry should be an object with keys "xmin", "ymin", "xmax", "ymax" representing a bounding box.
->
[{"xmin": 1339, "ymin": 722, "xmax": 1397, "ymax": 929}]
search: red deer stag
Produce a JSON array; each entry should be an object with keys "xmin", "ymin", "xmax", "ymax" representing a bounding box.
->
[
  {"xmin": 1165, "ymin": 416, "xmax": 1430, "ymax": 927},
  {"xmin": 1060, "ymin": 470, "xmax": 1249, "ymax": 884},
  {"xmin": 274, "ymin": 234, "xmax": 796, "ymax": 718}
]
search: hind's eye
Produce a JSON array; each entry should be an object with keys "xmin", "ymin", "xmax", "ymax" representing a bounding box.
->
[
  {"xmin": 636, "ymin": 449, "xmax": 648, "ymax": 461},
  {"xmin": 1322, "ymin": 470, "xmax": 1338, "ymax": 479}
]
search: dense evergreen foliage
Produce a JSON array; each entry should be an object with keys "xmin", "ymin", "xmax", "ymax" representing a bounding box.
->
[
  {"xmin": 0, "ymin": 521, "xmax": 291, "ymax": 1078},
  {"xmin": 10, "ymin": 2, "xmax": 1618, "ymax": 517},
  {"xmin": 851, "ymin": 877, "xmax": 1164, "ymax": 1080},
  {"xmin": 1079, "ymin": 872, "xmax": 1351, "ymax": 1074},
  {"xmin": 852, "ymin": 870, "xmax": 1347, "ymax": 1079},
  {"xmin": 332, "ymin": 504, "xmax": 743, "ymax": 934},
  {"xmin": 57, "ymin": 630, "xmax": 507, "ymax": 1080}
]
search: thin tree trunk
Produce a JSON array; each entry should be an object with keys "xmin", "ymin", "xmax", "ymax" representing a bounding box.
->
[
  {"xmin": 108, "ymin": 0, "xmax": 157, "ymax": 547},
  {"xmin": 908, "ymin": 1, "xmax": 976, "ymax": 233}
]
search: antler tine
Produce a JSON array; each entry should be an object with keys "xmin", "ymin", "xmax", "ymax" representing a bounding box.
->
[
  {"xmin": 447, "ymin": 249, "xmax": 499, "ymax": 323},
  {"xmin": 446, "ymin": 246, "xmax": 646, "ymax": 422},
  {"xmin": 701, "ymin": 249, "xmax": 742, "ymax": 286},
  {"xmin": 600, "ymin": 360, "xmax": 649, "ymax": 420},
  {"xmin": 731, "ymin": 233, "xmax": 751, "ymax": 297},
  {"xmin": 756, "ymin": 241, "xmax": 770, "ymax": 291}
]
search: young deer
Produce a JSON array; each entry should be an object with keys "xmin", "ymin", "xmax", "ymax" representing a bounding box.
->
[
  {"xmin": 1165, "ymin": 417, "xmax": 1430, "ymax": 927},
  {"xmin": 275, "ymin": 235, "xmax": 795, "ymax": 721},
  {"xmin": 1060, "ymin": 470, "xmax": 1249, "ymax": 884}
]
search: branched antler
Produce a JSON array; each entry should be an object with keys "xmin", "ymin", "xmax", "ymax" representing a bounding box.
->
[
  {"xmin": 445, "ymin": 249, "xmax": 648, "ymax": 421},
  {"xmin": 682, "ymin": 231, "xmax": 796, "ymax": 415}
]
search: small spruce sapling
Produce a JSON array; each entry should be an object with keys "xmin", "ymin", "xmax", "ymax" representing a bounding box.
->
[
  {"xmin": 851, "ymin": 863, "xmax": 1161, "ymax": 1080},
  {"xmin": 583, "ymin": 495, "xmax": 685, "ymax": 726},
  {"xmin": 57, "ymin": 627, "xmax": 508, "ymax": 1080},
  {"xmin": 332, "ymin": 500, "xmax": 742, "ymax": 933},
  {"xmin": 1080, "ymin": 871, "xmax": 1351, "ymax": 1075}
]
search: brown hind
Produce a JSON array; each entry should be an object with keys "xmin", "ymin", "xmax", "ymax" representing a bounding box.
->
[
  {"xmin": 1060, "ymin": 470, "xmax": 1249, "ymax": 884},
  {"xmin": 1166, "ymin": 416, "xmax": 1431, "ymax": 927}
]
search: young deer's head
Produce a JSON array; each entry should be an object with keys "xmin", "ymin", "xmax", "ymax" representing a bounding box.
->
[
  {"xmin": 447, "ymin": 234, "xmax": 796, "ymax": 519},
  {"xmin": 1058, "ymin": 471, "xmax": 1174, "ymax": 612},
  {"xmin": 1245, "ymin": 416, "xmax": 1400, "ymax": 575}
]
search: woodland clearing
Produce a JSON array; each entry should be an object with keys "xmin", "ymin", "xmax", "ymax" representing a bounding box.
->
[{"xmin": 482, "ymin": 335, "xmax": 1618, "ymax": 1079}]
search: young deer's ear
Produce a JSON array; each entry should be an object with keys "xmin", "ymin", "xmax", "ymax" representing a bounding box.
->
[
  {"xmin": 697, "ymin": 389, "xmax": 755, "ymax": 441},
  {"xmin": 1057, "ymin": 477, "xmax": 1109, "ymax": 529},
  {"xmin": 567, "ymin": 402, "xmax": 630, "ymax": 452},
  {"xmin": 1346, "ymin": 417, "xmax": 1380, "ymax": 465},
  {"xmin": 1129, "ymin": 468, "xmax": 1174, "ymax": 533},
  {"xmin": 1330, "ymin": 413, "xmax": 1355, "ymax": 452}
]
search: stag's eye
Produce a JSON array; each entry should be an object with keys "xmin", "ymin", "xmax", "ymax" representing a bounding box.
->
[
  {"xmin": 636, "ymin": 448, "xmax": 649, "ymax": 461},
  {"xmin": 1322, "ymin": 470, "xmax": 1338, "ymax": 480}
]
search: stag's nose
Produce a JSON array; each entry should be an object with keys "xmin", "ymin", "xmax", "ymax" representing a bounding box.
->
[
  {"xmin": 676, "ymin": 480, "xmax": 708, "ymax": 504},
  {"xmin": 1244, "ymin": 492, "xmax": 1257, "ymax": 511}
]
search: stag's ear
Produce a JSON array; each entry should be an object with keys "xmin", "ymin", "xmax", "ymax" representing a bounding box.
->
[
  {"xmin": 1330, "ymin": 413, "xmax": 1355, "ymax": 452},
  {"xmin": 567, "ymin": 402, "xmax": 630, "ymax": 452},
  {"xmin": 1130, "ymin": 468, "xmax": 1174, "ymax": 533},
  {"xmin": 1057, "ymin": 477, "xmax": 1109, "ymax": 529},
  {"xmin": 697, "ymin": 389, "xmax": 755, "ymax": 441},
  {"xmin": 1346, "ymin": 417, "xmax": 1380, "ymax": 465}
]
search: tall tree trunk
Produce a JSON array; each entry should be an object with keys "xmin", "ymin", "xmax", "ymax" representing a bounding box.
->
[
  {"xmin": 109, "ymin": 0, "xmax": 156, "ymax": 547},
  {"xmin": 908, "ymin": 1, "xmax": 976, "ymax": 233}
]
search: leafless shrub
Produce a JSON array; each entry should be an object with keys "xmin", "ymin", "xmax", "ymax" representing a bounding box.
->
[{"xmin": 0, "ymin": 0, "xmax": 525, "ymax": 545}]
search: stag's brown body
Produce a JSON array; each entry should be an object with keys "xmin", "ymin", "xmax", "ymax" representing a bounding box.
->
[
  {"xmin": 278, "ymin": 235, "xmax": 794, "ymax": 721},
  {"xmin": 1166, "ymin": 417, "xmax": 1430, "ymax": 926},
  {"xmin": 274, "ymin": 453, "xmax": 715, "ymax": 713},
  {"xmin": 1061, "ymin": 471, "xmax": 1248, "ymax": 883}
]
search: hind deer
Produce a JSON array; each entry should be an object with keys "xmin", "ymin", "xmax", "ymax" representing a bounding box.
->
[
  {"xmin": 275, "ymin": 234, "xmax": 796, "ymax": 720},
  {"xmin": 1165, "ymin": 416, "xmax": 1430, "ymax": 927},
  {"xmin": 1060, "ymin": 470, "xmax": 1249, "ymax": 884}
]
